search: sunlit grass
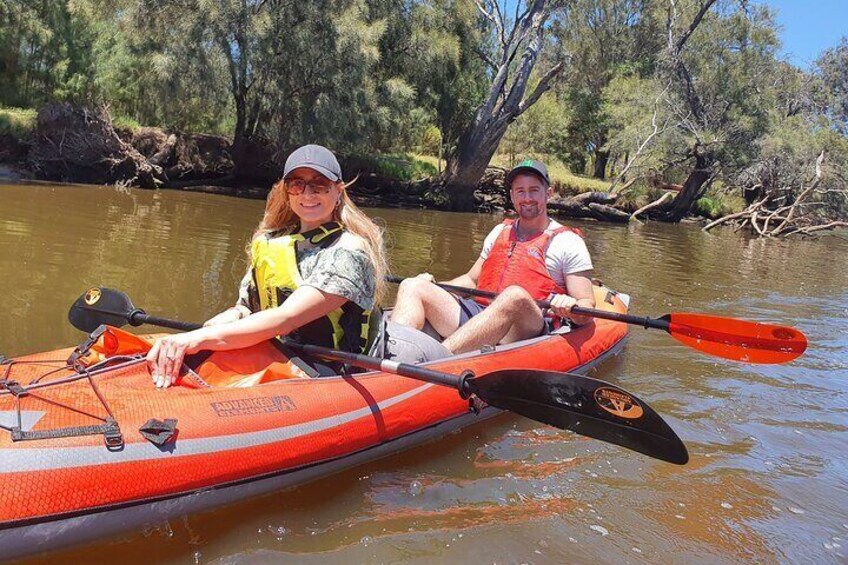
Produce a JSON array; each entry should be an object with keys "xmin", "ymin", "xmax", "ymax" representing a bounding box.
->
[
  {"xmin": 0, "ymin": 106, "xmax": 37, "ymax": 137},
  {"xmin": 348, "ymin": 152, "xmax": 438, "ymax": 181},
  {"xmin": 410, "ymin": 152, "xmax": 611, "ymax": 195},
  {"xmin": 112, "ymin": 115, "xmax": 142, "ymax": 131}
]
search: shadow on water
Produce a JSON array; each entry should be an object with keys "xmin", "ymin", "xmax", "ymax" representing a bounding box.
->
[{"xmin": 3, "ymin": 181, "xmax": 848, "ymax": 564}]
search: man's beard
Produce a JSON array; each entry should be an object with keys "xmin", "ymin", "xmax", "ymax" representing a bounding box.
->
[{"xmin": 517, "ymin": 202, "xmax": 542, "ymax": 219}]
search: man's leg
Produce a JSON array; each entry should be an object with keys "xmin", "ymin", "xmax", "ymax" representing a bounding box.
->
[
  {"xmin": 390, "ymin": 277, "xmax": 463, "ymax": 338},
  {"xmin": 443, "ymin": 286, "xmax": 544, "ymax": 354}
]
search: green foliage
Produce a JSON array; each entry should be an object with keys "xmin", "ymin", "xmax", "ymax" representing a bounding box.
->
[
  {"xmin": 501, "ymin": 92, "xmax": 571, "ymax": 165},
  {"xmin": 489, "ymin": 154, "xmax": 609, "ymax": 195},
  {"xmin": 815, "ymin": 37, "xmax": 848, "ymax": 134},
  {"xmin": 111, "ymin": 115, "xmax": 141, "ymax": 132},
  {"xmin": 348, "ymin": 153, "xmax": 437, "ymax": 181},
  {"xmin": 693, "ymin": 196, "xmax": 725, "ymax": 219},
  {"xmin": 0, "ymin": 2, "xmax": 98, "ymax": 107},
  {"xmin": 0, "ymin": 106, "xmax": 37, "ymax": 137},
  {"xmin": 419, "ymin": 126, "xmax": 442, "ymax": 156},
  {"xmin": 0, "ymin": 0, "xmax": 844, "ymax": 224}
]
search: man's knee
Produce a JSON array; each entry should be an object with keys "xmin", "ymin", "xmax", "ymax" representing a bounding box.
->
[
  {"xmin": 491, "ymin": 285, "xmax": 536, "ymax": 312},
  {"xmin": 397, "ymin": 277, "xmax": 432, "ymax": 298}
]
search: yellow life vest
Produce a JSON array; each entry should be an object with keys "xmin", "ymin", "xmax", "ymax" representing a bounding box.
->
[{"xmin": 249, "ymin": 222, "xmax": 372, "ymax": 353}]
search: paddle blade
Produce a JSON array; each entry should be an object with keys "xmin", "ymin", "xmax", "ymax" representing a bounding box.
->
[
  {"xmin": 467, "ymin": 369, "xmax": 688, "ymax": 465},
  {"xmin": 665, "ymin": 313, "xmax": 807, "ymax": 364},
  {"xmin": 68, "ymin": 286, "xmax": 134, "ymax": 332}
]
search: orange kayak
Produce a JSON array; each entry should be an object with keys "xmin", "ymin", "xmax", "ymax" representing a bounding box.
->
[{"xmin": 0, "ymin": 286, "xmax": 628, "ymax": 559}]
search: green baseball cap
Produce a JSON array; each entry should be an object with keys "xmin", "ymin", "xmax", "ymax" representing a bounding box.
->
[{"xmin": 505, "ymin": 159, "xmax": 550, "ymax": 187}]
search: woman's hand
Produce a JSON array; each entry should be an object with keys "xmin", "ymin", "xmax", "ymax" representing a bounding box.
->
[
  {"xmin": 146, "ymin": 332, "xmax": 202, "ymax": 388},
  {"xmin": 204, "ymin": 306, "xmax": 247, "ymax": 327}
]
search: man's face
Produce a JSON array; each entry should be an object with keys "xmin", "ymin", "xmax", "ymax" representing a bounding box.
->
[{"xmin": 510, "ymin": 173, "xmax": 550, "ymax": 220}]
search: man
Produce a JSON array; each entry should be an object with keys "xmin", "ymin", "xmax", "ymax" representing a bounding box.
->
[{"xmin": 390, "ymin": 159, "xmax": 596, "ymax": 354}]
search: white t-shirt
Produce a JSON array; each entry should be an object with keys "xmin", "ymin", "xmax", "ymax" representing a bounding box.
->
[{"xmin": 480, "ymin": 220, "xmax": 593, "ymax": 289}]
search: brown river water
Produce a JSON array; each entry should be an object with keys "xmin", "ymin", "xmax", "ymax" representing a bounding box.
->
[{"xmin": 1, "ymin": 181, "xmax": 847, "ymax": 564}]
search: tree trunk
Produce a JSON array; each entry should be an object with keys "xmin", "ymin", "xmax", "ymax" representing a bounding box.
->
[
  {"xmin": 444, "ymin": 119, "xmax": 509, "ymax": 210},
  {"xmin": 658, "ymin": 151, "xmax": 712, "ymax": 222},
  {"xmin": 593, "ymin": 149, "xmax": 609, "ymax": 179},
  {"xmin": 441, "ymin": 0, "xmax": 562, "ymax": 211}
]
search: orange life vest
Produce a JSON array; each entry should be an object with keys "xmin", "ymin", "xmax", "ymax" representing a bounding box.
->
[{"xmin": 475, "ymin": 219, "xmax": 582, "ymax": 305}]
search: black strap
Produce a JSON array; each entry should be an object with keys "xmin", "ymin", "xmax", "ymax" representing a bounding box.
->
[
  {"xmin": 300, "ymin": 222, "xmax": 343, "ymax": 247},
  {"xmin": 12, "ymin": 417, "xmax": 123, "ymax": 450}
]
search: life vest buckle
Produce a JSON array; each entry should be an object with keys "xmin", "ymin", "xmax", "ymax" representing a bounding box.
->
[{"xmin": 67, "ymin": 324, "xmax": 108, "ymax": 370}]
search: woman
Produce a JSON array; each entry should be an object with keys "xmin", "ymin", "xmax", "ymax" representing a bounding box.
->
[{"xmin": 147, "ymin": 144, "xmax": 388, "ymax": 388}]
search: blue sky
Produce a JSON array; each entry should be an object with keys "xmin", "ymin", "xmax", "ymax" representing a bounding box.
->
[{"xmin": 762, "ymin": 0, "xmax": 847, "ymax": 68}]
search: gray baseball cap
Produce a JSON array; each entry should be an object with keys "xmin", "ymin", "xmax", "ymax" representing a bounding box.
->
[
  {"xmin": 505, "ymin": 159, "xmax": 550, "ymax": 187},
  {"xmin": 283, "ymin": 144, "xmax": 342, "ymax": 182}
]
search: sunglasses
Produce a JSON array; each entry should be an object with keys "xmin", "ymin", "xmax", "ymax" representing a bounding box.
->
[{"xmin": 285, "ymin": 179, "xmax": 337, "ymax": 196}]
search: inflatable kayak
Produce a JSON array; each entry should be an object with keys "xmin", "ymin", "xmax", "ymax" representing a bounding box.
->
[{"xmin": 0, "ymin": 283, "xmax": 632, "ymax": 559}]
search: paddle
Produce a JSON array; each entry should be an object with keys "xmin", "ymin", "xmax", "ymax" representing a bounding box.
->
[
  {"xmin": 68, "ymin": 286, "xmax": 689, "ymax": 465},
  {"xmin": 386, "ymin": 275, "xmax": 807, "ymax": 364}
]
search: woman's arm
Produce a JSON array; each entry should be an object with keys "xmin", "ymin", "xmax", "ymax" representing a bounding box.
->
[{"xmin": 147, "ymin": 286, "xmax": 347, "ymax": 387}]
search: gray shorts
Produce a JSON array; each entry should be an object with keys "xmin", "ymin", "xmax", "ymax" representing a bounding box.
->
[{"xmin": 456, "ymin": 295, "xmax": 486, "ymax": 327}]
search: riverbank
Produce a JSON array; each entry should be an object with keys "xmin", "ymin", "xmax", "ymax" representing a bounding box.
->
[{"xmin": 0, "ymin": 103, "xmax": 721, "ymax": 224}]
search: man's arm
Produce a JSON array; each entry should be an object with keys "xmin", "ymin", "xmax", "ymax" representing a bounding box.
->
[
  {"xmin": 548, "ymin": 270, "xmax": 595, "ymax": 325},
  {"xmin": 444, "ymin": 256, "xmax": 484, "ymax": 288}
]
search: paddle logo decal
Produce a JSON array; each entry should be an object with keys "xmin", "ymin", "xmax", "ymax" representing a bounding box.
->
[
  {"xmin": 84, "ymin": 287, "xmax": 102, "ymax": 305},
  {"xmin": 594, "ymin": 387, "xmax": 644, "ymax": 419}
]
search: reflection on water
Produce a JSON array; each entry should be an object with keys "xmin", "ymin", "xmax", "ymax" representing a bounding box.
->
[{"xmin": 2, "ymin": 181, "xmax": 847, "ymax": 564}]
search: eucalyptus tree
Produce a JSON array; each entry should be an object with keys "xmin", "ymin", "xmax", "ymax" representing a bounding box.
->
[
  {"xmin": 0, "ymin": 0, "xmax": 96, "ymax": 107},
  {"xmin": 654, "ymin": 0, "xmax": 781, "ymax": 221},
  {"xmin": 442, "ymin": 0, "xmax": 565, "ymax": 211},
  {"xmin": 552, "ymin": 0, "xmax": 661, "ymax": 178}
]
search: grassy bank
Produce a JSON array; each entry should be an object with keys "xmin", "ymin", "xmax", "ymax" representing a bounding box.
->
[{"xmin": 0, "ymin": 106, "xmax": 37, "ymax": 138}]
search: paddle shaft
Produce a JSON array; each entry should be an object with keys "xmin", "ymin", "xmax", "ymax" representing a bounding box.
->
[
  {"xmin": 385, "ymin": 276, "xmax": 669, "ymax": 331},
  {"xmin": 128, "ymin": 311, "xmax": 469, "ymax": 391}
]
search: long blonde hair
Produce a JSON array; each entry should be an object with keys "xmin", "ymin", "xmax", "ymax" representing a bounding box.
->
[{"xmin": 251, "ymin": 177, "xmax": 389, "ymax": 306}]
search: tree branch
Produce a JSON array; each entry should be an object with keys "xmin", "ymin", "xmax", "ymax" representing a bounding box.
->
[{"xmin": 517, "ymin": 62, "xmax": 563, "ymax": 115}]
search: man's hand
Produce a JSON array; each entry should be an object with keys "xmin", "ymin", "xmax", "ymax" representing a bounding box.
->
[{"xmin": 548, "ymin": 293, "xmax": 578, "ymax": 319}]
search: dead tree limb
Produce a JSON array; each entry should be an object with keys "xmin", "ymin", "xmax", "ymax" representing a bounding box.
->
[{"xmin": 631, "ymin": 192, "xmax": 674, "ymax": 221}]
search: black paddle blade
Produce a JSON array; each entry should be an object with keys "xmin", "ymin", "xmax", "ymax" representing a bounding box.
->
[
  {"xmin": 467, "ymin": 369, "xmax": 689, "ymax": 465},
  {"xmin": 68, "ymin": 286, "xmax": 134, "ymax": 332}
]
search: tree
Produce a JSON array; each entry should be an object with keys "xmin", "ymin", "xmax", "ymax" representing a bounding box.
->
[
  {"xmin": 552, "ymin": 0, "xmax": 662, "ymax": 178},
  {"xmin": 816, "ymin": 37, "xmax": 848, "ymax": 134},
  {"xmin": 442, "ymin": 0, "xmax": 564, "ymax": 211},
  {"xmin": 0, "ymin": 1, "xmax": 96, "ymax": 107},
  {"xmin": 654, "ymin": 0, "xmax": 780, "ymax": 221}
]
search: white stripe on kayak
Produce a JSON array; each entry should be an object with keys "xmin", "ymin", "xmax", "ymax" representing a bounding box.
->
[
  {"xmin": 0, "ymin": 383, "xmax": 434, "ymax": 473},
  {"xmin": 0, "ymin": 411, "xmax": 45, "ymax": 432}
]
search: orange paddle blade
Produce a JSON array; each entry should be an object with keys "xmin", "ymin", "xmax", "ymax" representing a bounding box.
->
[{"xmin": 666, "ymin": 313, "xmax": 807, "ymax": 364}]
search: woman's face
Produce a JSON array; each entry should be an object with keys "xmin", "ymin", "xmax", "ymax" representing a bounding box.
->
[{"xmin": 285, "ymin": 167, "xmax": 341, "ymax": 230}]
